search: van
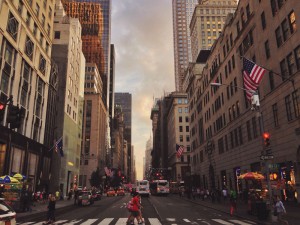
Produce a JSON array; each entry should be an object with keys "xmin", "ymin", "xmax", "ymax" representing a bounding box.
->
[{"xmin": 136, "ymin": 180, "xmax": 150, "ymax": 197}]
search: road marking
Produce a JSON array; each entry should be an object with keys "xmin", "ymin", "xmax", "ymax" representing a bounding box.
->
[
  {"xmin": 17, "ymin": 223, "xmax": 35, "ymax": 225},
  {"xmin": 148, "ymin": 218, "xmax": 162, "ymax": 225},
  {"xmin": 212, "ymin": 219, "xmax": 234, "ymax": 225},
  {"xmin": 54, "ymin": 220, "xmax": 68, "ymax": 224},
  {"xmin": 115, "ymin": 218, "xmax": 128, "ymax": 225},
  {"xmin": 229, "ymin": 220, "xmax": 253, "ymax": 225},
  {"xmin": 166, "ymin": 218, "xmax": 176, "ymax": 221},
  {"xmin": 64, "ymin": 219, "xmax": 83, "ymax": 225},
  {"xmin": 80, "ymin": 219, "xmax": 98, "ymax": 225},
  {"xmin": 99, "ymin": 218, "xmax": 114, "ymax": 225},
  {"xmin": 243, "ymin": 220, "xmax": 256, "ymax": 225},
  {"xmin": 183, "ymin": 219, "xmax": 191, "ymax": 222}
]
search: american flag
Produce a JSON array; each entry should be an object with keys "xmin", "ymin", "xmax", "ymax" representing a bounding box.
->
[
  {"xmin": 243, "ymin": 57, "xmax": 266, "ymax": 101},
  {"xmin": 176, "ymin": 144, "xmax": 185, "ymax": 158},
  {"xmin": 54, "ymin": 137, "xmax": 64, "ymax": 157}
]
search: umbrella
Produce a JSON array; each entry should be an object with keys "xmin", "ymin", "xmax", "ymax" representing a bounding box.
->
[
  {"xmin": 0, "ymin": 177, "xmax": 3, "ymax": 183},
  {"xmin": 13, "ymin": 173, "xmax": 24, "ymax": 181},
  {"xmin": 0, "ymin": 175, "xmax": 20, "ymax": 184},
  {"xmin": 238, "ymin": 172, "xmax": 264, "ymax": 180}
]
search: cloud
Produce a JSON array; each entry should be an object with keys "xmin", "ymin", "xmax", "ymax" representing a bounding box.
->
[{"xmin": 112, "ymin": 0, "xmax": 174, "ymax": 179}]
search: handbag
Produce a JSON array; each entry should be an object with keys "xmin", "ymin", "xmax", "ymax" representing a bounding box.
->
[{"xmin": 273, "ymin": 207, "xmax": 278, "ymax": 216}]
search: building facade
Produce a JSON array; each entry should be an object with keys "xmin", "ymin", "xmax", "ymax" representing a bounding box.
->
[
  {"xmin": 115, "ymin": 93, "xmax": 132, "ymax": 181},
  {"xmin": 0, "ymin": 0, "xmax": 55, "ymax": 189},
  {"xmin": 188, "ymin": 0, "xmax": 300, "ymax": 202},
  {"xmin": 79, "ymin": 63, "xmax": 107, "ymax": 189},
  {"xmin": 190, "ymin": 0, "xmax": 237, "ymax": 62},
  {"xmin": 172, "ymin": 0, "xmax": 198, "ymax": 92},
  {"xmin": 51, "ymin": 1, "xmax": 85, "ymax": 194}
]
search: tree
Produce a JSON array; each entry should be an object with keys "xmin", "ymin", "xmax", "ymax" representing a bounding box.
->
[{"xmin": 90, "ymin": 167, "xmax": 102, "ymax": 188}]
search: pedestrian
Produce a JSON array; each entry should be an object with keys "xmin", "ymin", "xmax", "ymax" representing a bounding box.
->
[
  {"xmin": 274, "ymin": 195, "xmax": 289, "ymax": 225},
  {"xmin": 222, "ymin": 187, "xmax": 227, "ymax": 203},
  {"xmin": 126, "ymin": 192, "xmax": 141, "ymax": 225},
  {"xmin": 68, "ymin": 189, "xmax": 72, "ymax": 200},
  {"xmin": 55, "ymin": 190, "xmax": 60, "ymax": 200},
  {"xmin": 229, "ymin": 190, "xmax": 237, "ymax": 216},
  {"xmin": 43, "ymin": 194, "xmax": 56, "ymax": 224},
  {"xmin": 74, "ymin": 188, "xmax": 79, "ymax": 205}
]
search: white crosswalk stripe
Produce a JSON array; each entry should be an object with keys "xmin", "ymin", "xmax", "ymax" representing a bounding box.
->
[{"xmin": 17, "ymin": 217, "xmax": 257, "ymax": 225}]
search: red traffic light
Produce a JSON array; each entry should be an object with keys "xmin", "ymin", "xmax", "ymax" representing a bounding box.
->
[{"xmin": 263, "ymin": 132, "xmax": 270, "ymax": 139}]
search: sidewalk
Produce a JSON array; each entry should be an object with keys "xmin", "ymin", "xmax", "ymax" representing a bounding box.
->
[
  {"xmin": 175, "ymin": 195, "xmax": 300, "ymax": 225},
  {"xmin": 16, "ymin": 199, "xmax": 75, "ymax": 221}
]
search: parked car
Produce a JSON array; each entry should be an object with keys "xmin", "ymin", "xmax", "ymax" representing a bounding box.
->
[
  {"xmin": 116, "ymin": 188, "xmax": 125, "ymax": 196},
  {"xmin": 77, "ymin": 191, "xmax": 94, "ymax": 206},
  {"xmin": 0, "ymin": 198, "xmax": 16, "ymax": 225},
  {"xmin": 106, "ymin": 188, "xmax": 116, "ymax": 197},
  {"xmin": 91, "ymin": 190, "xmax": 102, "ymax": 201}
]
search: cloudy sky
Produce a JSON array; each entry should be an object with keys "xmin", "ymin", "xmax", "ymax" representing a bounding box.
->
[{"xmin": 111, "ymin": 0, "xmax": 175, "ymax": 180}]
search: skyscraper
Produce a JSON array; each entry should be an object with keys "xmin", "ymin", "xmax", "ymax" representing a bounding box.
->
[
  {"xmin": 61, "ymin": 0, "xmax": 111, "ymax": 109},
  {"xmin": 172, "ymin": 0, "xmax": 198, "ymax": 91}
]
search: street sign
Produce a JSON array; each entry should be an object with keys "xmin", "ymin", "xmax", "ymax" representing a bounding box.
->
[{"xmin": 260, "ymin": 155, "xmax": 274, "ymax": 160}]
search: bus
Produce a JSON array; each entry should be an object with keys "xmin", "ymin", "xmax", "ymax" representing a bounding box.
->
[
  {"xmin": 150, "ymin": 180, "xmax": 170, "ymax": 196},
  {"xmin": 136, "ymin": 180, "xmax": 150, "ymax": 197}
]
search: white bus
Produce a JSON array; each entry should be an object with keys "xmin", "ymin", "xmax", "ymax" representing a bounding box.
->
[
  {"xmin": 136, "ymin": 180, "xmax": 150, "ymax": 197},
  {"xmin": 150, "ymin": 180, "xmax": 170, "ymax": 196}
]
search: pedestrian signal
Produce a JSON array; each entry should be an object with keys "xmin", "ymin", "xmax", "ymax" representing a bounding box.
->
[{"xmin": 263, "ymin": 132, "xmax": 270, "ymax": 147}]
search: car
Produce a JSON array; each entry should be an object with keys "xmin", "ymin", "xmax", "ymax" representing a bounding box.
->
[
  {"xmin": 106, "ymin": 188, "xmax": 116, "ymax": 197},
  {"xmin": 77, "ymin": 191, "xmax": 94, "ymax": 206},
  {"xmin": 0, "ymin": 198, "xmax": 16, "ymax": 225},
  {"xmin": 92, "ymin": 190, "xmax": 102, "ymax": 200},
  {"xmin": 116, "ymin": 188, "xmax": 125, "ymax": 196}
]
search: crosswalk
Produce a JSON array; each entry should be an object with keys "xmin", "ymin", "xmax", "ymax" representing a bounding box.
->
[{"xmin": 17, "ymin": 217, "xmax": 257, "ymax": 225}]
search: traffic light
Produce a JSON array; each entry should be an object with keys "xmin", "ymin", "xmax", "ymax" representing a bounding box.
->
[
  {"xmin": 0, "ymin": 101, "xmax": 6, "ymax": 123},
  {"xmin": 263, "ymin": 132, "xmax": 270, "ymax": 147},
  {"xmin": 6, "ymin": 105, "xmax": 25, "ymax": 129}
]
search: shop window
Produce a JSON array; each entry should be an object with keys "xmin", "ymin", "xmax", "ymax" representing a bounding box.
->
[{"xmin": 6, "ymin": 12, "xmax": 19, "ymax": 40}]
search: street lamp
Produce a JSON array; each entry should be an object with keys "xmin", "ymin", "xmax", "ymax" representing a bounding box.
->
[{"xmin": 210, "ymin": 82, "xmax": 273, "ymax": 211}]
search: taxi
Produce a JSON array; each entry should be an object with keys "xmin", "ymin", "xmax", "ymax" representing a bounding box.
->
[
  {"xmin": 106, "ymin": 188, "xmax": 116, "ymax": 197},
  {"xmin": 116, "ymin": 188, "xmax": 125, "ymax": 196}
]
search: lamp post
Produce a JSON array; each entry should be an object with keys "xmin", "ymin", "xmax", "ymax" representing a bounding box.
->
[{"xmin": 210, "ymin": 83, "xmax": 273, "ymax": 211}]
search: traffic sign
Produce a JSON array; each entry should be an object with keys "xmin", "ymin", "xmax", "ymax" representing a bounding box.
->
[{"xmin": 260, "ymin": 155, "xmax": 274, "ymax": 160}]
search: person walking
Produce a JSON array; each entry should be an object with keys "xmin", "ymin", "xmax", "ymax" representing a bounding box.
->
[
  {"xmin": 274, "ymin": 195, "xmax": 289, "ymax": 225},
  {"xmin": 222, "ymin": 187, "xmax": 227, "ymax": 203},
  {"xmin": 126, "ymin": 193, "xmax": 141, "ymax": 225},
  {"xmin": 229, "ymin": 190, "xmax": 237, "ymax": 216},
  {"xmin": 43, "ymin": 194, "xmax": 56, "ymax": 224}
]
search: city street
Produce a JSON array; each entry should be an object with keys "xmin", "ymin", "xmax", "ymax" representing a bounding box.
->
[{"xmin": 17, "ymin": 194, "xmax": 263, "ymax": 225}]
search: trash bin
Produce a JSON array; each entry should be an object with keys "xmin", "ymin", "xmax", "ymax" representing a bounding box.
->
[{"xmin": 256, "ymin": 201, "xmax": 268, "ymax": 220}]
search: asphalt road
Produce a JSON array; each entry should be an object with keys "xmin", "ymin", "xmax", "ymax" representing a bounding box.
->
[{"xmin": 17, "ymin": 194, "xmax": 260, "ymax": 225}]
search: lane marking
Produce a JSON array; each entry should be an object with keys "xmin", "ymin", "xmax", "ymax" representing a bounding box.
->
[
  {"xmin": 166, "ymin": 218, "xmax": 176, "ymax": 221},
  {"xmin": 63, "ymin": 219, "xmax": 82, "ymax": 225},
  {"xmin": 98, "ymin": 218, "xmax": 114, "ymax": 225},
  {"xmin": 183, "ymin": 219, "xmax": 191, "ymax": 222},
  {"xmin": 148, "ymin": 218, "xmax": 162, "ymax": 225},
  {"xmin": 54, "ymin": 220, "xmax": 68, "ymax": 224},
  {"xmin": 80, "ymin": 219, "xmax": 98, "ymax": 225},
  {"xmin": 211, "ymin": 219, "xmax": 234, "ymax": 225},
  {"xmin": 115, "ymin": 218, "xmax": 128, "ymax": 225},
  {"xmin": 244, "ymin": 220, "xmax": 256, "ymax": 225},
  {"xmin": 229, "ymin": 220, "xmax": 253, "ymax": 225}
]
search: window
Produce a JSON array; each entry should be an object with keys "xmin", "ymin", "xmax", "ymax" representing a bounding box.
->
[
  {"xmin": 287, "ymin": 53, "xmax": 296, "ymax": 75},
  {"xmin": 179, "ymin": 126, "xmax": 183, "ymax": 132},
  {"xmin": 178, "ymin": 107, "xmax": 182, "ymax": 113},
  {"xmin": 285, "ymin": 95, "xmax": 293, "ymax": 121},
  {"xmin": 35, "ymin": 3, "xmax": 40, "ymax": 16},
  {"xmin": 39, "ymin": 55, "xmax": 46, "ymax": 74},
  {"xmin": 281, "ymin": 19, "xmax": 289, "ymax": 41},
  {"xmin": 24, "ymin": 36, "xmax": 34, "ymax": 60},
  {"xmin": 264, "ymin": 40, "xmax": 270, "ymax": 59},
  {"xmin": 18, "ymin": 0, "xmax": 24, "ymax": 14},
  {"xmin": 269, "ymin": 71, "xmax": 275, "ymax": 91},
  {"xmin": 7, "ymin": 12, "xmax": 19, "ymax": 40},
  {"xmin": 272, "ymin": 103, "xmax": 279, "ymax": 127},
  {"xmin": 261, "ymin": 12, "xmax": 266, "ymax": 30},
  {"xmin": 179, "ymin": 116, "xmax": 182, "ymax": 123},
  {"xmin": 280, "ymin": 59, "xmax": 288, "ymax": 80},
  {"xmin": 275, "ymin": 27, "xmax": 282, "ymax": 47},
  {"xmin": 252, "ymin": 117, "xmax": 258, "ymax": 138},
  {"xmin": 292, "ymin": 90, "xmax": 300, "ymax": 118},
  {"xmin": 33, "ymin": 23, "xmax": 37, "ymax": 36},
  {"xmin": 289, "ymin": 11, "xmax": 296, "ymax": 34},
  {"xmin": 186, "ymin": 126, "xmax": 189, "ymax": 132},
  {"xmin": 26, "ymin": 12, "xmax": 31, "ymax": 26},
  {"xmin": 49, "ymin": 7, "xmax": 52, "ymax": 18},
  {"xmin": 42, "ymin": 14, "xmax": 45, "ymax": 26},
  {"xmin": 186, "ymin": 135, "xmax": 190, "ymax": 142},
  {"xmin": 295, "ymin": 45, "xmax": 300, "ymax": 70},
  {"xmin": 179, "ymin": 135, "xmax": 183, "ymax": 142},
  {"xmin": 185, "ymin": 116, "xmax": 189, "ymax": 122},
  {"xmin": 246, "ymin": 120, "xmax": 252, "ymax": 141},
  {"xmin": 271, "ymin": 0, "xmax": 278, "ymax": 16},
  {"xmin": 238, "ymin": 126, "xmax": 243, "ymax": 145},
  {"xmin": 54, "ymin": 31, "xmax": 60, "ymax": 39}
]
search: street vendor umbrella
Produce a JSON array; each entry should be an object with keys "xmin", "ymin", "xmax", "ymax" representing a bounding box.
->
[
  {"xmin": 238, "ymin": 172, "xmax": 264, "ymax": 180},
  {"xmin": 0, "ymin": 177, "xmax": 3, "ymax": 183},
  {"xmin": 13, "ymin": 173, "xmax": 23, "ymax": 181},
  {"xmin": 0, "ymin": 175, "xmax": 20, "ymax": 184}
]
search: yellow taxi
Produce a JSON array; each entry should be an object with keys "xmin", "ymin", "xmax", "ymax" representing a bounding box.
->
[
  {"xmin": 106, "ymin": 188, "xmax": 116, "ymax": 197},
  {"xmin": 116, "ymin": 188, "xmax": 125, "ymax": 196}
]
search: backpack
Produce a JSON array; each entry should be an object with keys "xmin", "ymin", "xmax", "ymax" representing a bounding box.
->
[{"xmin": 127, "ymin": 200, "xmax": 133, "ymax": 211}]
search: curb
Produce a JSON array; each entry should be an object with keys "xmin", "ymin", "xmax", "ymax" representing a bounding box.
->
[{"xmin": 17, "ymin": 203, "xmax": 75, "ymax": 222}]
